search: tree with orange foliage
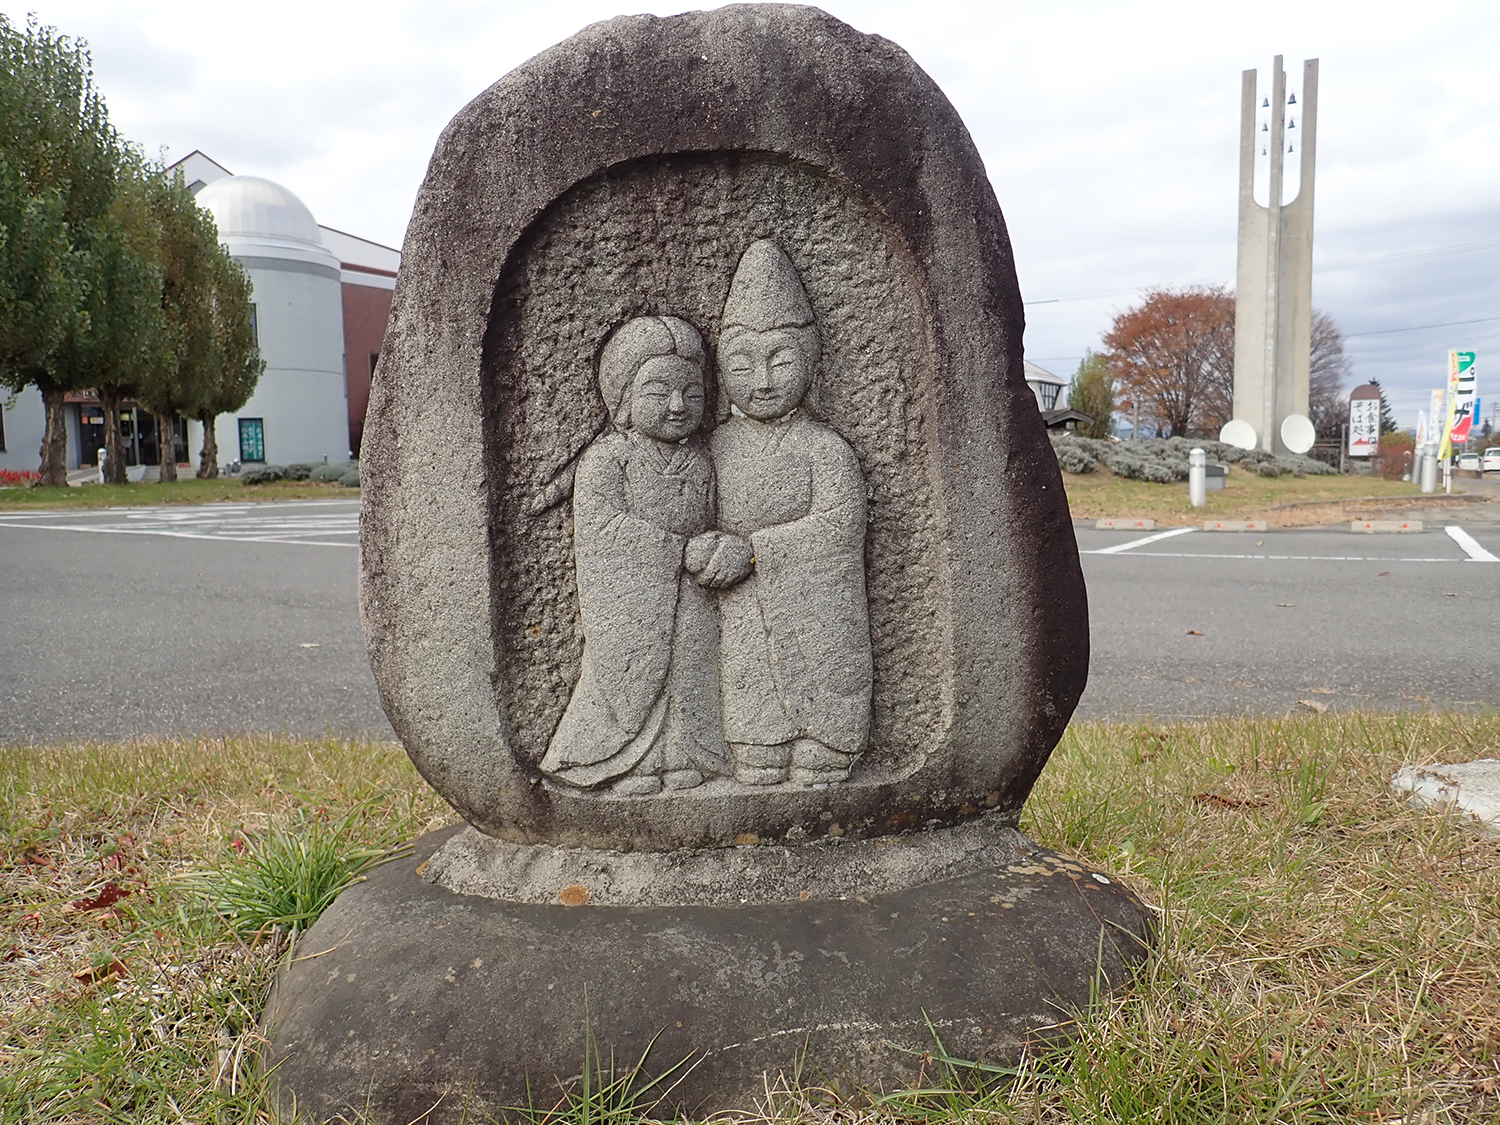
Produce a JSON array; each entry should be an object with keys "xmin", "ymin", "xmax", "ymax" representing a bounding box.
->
[{"xmin": 1102, "ymin": 286, "xmax": 1235, "ymax": 438}]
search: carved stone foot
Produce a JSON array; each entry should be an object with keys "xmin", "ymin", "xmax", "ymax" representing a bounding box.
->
[
  {"xmin": 735, "ymin": 765, "xmax": 789, "ymax": 786},
  {"xmin": 662, "ymin": 769, "xmax": 704, "ymax": 790},
  {"xmin": 790, "ymin": 739, "xmax": 853, "ymax": 786},
  {"xmin": 611, "ymin": 774, "xmax": 663, "ymax": 796},
  {"xmin": 732, "ymin": 743, "xmax": 791, "ymax": 787}
]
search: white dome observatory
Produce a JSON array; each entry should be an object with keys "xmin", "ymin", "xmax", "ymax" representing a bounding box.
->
[{"xmin": 195, "ymin": 175, "xmax": 350, "ymax": 466}]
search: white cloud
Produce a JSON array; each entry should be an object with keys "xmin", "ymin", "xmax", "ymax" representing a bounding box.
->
[{"xmin": 22, "ymin": 0, "xmax": 1500, "ymax": 422}]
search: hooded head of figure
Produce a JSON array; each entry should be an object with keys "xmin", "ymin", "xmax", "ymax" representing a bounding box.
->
[
  {"xmin": 716, "ymin": 240, "xmax": 822, "ymax": 423},
  {"xmin": 597, "ymin": 316, "xmax": 708, "ymax": 441}
]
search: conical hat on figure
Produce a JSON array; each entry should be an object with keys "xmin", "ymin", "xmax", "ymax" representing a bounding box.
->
[{"xmin": 721, "ymin": 240, "xmax": 815, "ymax": 334}]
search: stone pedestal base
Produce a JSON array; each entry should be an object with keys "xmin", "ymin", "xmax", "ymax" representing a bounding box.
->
[{"xmin": 262, "ymin": 824, "xmax": 1152, "ymax": 1124}]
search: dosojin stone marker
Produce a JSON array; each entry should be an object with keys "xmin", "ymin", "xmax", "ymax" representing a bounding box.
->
[{"xmin": 262, "ymin": 6, "xmax": 1151, "ymax": 1121}]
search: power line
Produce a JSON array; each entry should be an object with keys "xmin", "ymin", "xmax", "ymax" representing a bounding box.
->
[
  {"xmin": 1344, "ymin": 315, "xmax": 1500, "ymax": 339},
  {"xmin": 1021, "ymin": 237, "xmax": 1500, "ymax": 306},
  {"xmin": 1316, "ymin": 237, "xmax": 1500, "ymax": 272}
]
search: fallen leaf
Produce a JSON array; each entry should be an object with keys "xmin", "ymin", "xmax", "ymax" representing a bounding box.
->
[
  {"xmin": 73, "ymin": 959, "xmax": 128, "ymax": 984},
  {"xmin": 1186, "ymin": 629, "xmax": 1204, "ymax": 636},
  {"xmin": 1192, "ymin": 793, "xmax": 1269, "ymax": 810},
  {"xmin": 1297, "ymin": 699, "xmax": 1329, "ymax": 713},
  {"xmin": 1276, "ymin": 603, "xmax": 1295, "ymax": 608},
  {"xmin": 558, "ymin": 884, "xmax": 591, "ymax": 907},
  {"xmin": 1443, "ymin": 592, "xmax": 1457, "ymax": 597},
  {"xmin": 72, "ymin": 882, "xmax": 131, "ymax": 912},
  {"xmin": 299, "ymin": 642, "xmax": 320, "ymax": 648},
  {"xmin": 1378, "ymin": 571, "xmax": 1390, "ymax": 576}
]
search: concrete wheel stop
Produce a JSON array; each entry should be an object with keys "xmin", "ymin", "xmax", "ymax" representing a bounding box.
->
[{"xmin": 262, "ymin": 7, "xmax": 1152, "ymax": 1121}]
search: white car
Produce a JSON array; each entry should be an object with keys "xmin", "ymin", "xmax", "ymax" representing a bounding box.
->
[
  {"xmin": 1482, "ymin": 447, "xmax": 1500, "ymax": 473},
  {"xmin": 1456, "ymin": 452, "xmax": 1480, "ymax": 471}
]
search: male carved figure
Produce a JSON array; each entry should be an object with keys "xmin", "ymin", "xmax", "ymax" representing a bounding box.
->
[
  {"xmin": 540, "ymin": 316, "xmax": 738, "ymax": 795},
  {"xmin": 711, "ymin": 240, "xmax": 874, "ymax": 786}
]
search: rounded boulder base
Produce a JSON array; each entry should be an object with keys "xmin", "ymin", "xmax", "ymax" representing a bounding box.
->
[{"xmin": 262, "ymin": 826, "xmax": 1153, "ymax": 1123}]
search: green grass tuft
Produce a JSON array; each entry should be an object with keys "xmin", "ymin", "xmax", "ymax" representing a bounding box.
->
[{"xmin": 179, "ymin": 806, "xmax": 404, "ymax": 937}]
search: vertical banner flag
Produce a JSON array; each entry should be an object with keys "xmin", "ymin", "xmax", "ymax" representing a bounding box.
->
[
  {"xmin": 1429, "ymin": 388, "xmax": 1448, "ymax": 447},
  {"xmin": 1415, "ymin": 410, "xmax": 1428, "ymax": 447},
  {"xmin": 1439, "ymin": 350, "xmax": 1477, "ymax": 458},
  {"xmin": 1348, "ymin": 384, "xmax": 1381, "ymax": 457}
]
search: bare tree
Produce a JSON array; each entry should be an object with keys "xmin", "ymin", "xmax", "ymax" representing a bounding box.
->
[
  {"xmin": 1102, "ymin": 286, "xmax": 1235, "ymax": 437},
  {"xmin": 1308, "ymin": 309, "xmax": 1352, "ymax": 439}
]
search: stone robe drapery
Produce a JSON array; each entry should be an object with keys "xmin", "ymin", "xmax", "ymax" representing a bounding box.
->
[
  {"xmin": 541, "ymin": 431, "xmax": 730, "ymax": 787},
  {"xmin": 710, "ymin": 411, "xmax": 873, "ymax": 754}
]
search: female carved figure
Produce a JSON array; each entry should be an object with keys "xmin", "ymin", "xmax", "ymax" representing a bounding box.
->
[
  {"xmin": 710, "ymin": 240, "xmax": 874, "ymax": 786},
  {"xmin": 540, "ymin": 316, "xmax": 742, "ymax": 795}
]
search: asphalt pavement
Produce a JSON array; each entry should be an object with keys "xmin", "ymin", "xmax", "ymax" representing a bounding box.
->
[
  {"xmin": 0, "ymin": 500, "xmax": 384, "ymax": 743},
  {"xmin": 1074, "ymin": 521, "xmax": 1499, "ymax": 719},
  {"xmin": 1, "ymin": 498, "xmax": 1496, "ymax": 744}
]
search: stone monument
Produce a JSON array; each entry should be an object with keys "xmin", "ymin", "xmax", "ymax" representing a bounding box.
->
[
  {"xmin": 1229, "ymin": 55, "xmax": 1320, "ymax": 455},
  {"xmin": 262, "ymin": 7, "xmax": 1151, "ymax": 1121}
]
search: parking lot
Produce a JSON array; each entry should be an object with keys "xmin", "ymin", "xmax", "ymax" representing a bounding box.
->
[
  {"xmin": 1, "ymin": 500, "xmax": 1496, "ymax": 741},
  {"xmin": 1075, "ymin": 520, "xmax": 1499, "ymax": 719}
]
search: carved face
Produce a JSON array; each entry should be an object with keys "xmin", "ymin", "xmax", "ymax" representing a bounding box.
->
[
  {"xmin": 718, "ymin": 329, "xmax": 812, "ymax": 422},
  {"xmin": 630, "ymin": 355, "xmax": 705, "ymax": 442}
]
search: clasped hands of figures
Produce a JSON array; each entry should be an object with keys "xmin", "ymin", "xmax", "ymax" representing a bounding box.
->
[{"xmin": 683, "ymin": 529, "xmax": 753, "ymax": 590}]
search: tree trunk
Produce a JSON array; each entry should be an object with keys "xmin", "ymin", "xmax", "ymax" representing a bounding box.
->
[
  {"xmin": 157, "ymin": 412, "xmax": 178, "ymax": 483},
  {"xmin": 197, "ymin": 413, "xmax": 219, "ymax": 478},
  {"xmin": 36, "ymin": 383, "xmax": 69, "ymax": 486},
  {"xmin": 99, "ymin": 386, "xmax": 129, "ymax": 485}
]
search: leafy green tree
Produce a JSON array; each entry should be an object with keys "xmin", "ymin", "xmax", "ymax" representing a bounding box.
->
[
  {"xmin": 195, "ymin": 249, "xmax": 263, "ymax": 478},
  {"xmin": 0, "ymin": 15, "xmax": 123, "ymax": 484},
  {"xmin": 135, "ymin": 169, "xmax": 230, "ymax": 481},
  {"xmin": 74, "ymin": 157, "xmax": 169, "ymax": 483},
  {"xmin": 1066, "ymin": 349, "xmax": 1116, "ymax": 439}
]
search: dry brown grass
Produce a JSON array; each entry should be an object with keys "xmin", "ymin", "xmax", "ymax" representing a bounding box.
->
[
  {"xmin": 1059, "ymin": 466, "xmax": 1478, "ymax": 526},
  {"xmin": 3, "ymin": 717, "xmax": 1498, "ymax": 1123}
]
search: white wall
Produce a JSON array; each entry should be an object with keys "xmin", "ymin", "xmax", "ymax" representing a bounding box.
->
[
  {"xmin": 0, "ymin": 385, "xmax": 47, "ymax": 474},
  {"xmin": 188, "ymin": 262, "xmax": 350, "ymax": 469}
]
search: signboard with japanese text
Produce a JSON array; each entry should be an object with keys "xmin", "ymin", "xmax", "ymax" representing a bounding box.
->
[{"xmin": 1348, "ymin": 386, "xmax": 1381, "ymax": 457}]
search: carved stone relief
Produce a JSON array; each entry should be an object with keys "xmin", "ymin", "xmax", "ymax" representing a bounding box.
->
[
  {"xmin": 487, "ymin": 154, "xmax": 946, "ymax": 798},
  {"xmin": 532, "ymin": 242, "xmax": 875, "ymax": 797}
]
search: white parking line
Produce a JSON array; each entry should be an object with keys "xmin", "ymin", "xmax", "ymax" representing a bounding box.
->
[
  {"xmin": 1085, "ymin": 527, "xmax": 1196, "ymax": 555},
  {"xmin": 0, "ymin": 505, "xmax": 359, "ymax": 547},
  {"xmin": 1091, "ymin": 551, "xmax": 1461, "ymax": 563},
  {"xmin": 1446, "ymin": 525, "xmax": 1499, "ymax": 562}
]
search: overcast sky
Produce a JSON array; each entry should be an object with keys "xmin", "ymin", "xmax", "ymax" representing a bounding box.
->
[{"xmin": 17, "ymin": 0, "xmax": 1500, "ymax": 425}]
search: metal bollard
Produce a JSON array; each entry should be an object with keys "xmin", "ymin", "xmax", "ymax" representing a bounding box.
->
[
  {"xmin": 1188, "ymin": 447, "xmax": 1206, "ymax": 508},
  {"xmin": 1419, "ymin": 449, "xmax": 1437, "ymax": 493}
]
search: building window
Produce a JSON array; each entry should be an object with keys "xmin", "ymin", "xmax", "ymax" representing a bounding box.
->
[
  {"xmin": 1039, "ymin": 383, "xmax": 1060, "ymax": 411},
  {"xmin": 239, "ymin": 417, "xmax": 265, "ymax": 462},
  {"xmin": 248, "ymin": 304, "xmax": 259, "ymax": 348}
]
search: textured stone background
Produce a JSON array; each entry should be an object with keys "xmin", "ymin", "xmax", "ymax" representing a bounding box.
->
[{"xmin": 485, "ymin": 152, "xmax": 948, "ymax": 784}]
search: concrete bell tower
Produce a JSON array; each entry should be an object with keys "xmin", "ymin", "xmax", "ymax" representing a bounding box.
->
[{"xmin": 1231, "ymin": 57, "xmax": 1318, "ymax": 454}]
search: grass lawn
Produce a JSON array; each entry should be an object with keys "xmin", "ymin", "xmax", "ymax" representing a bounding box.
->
[
  {"xmin": 1060, "ymin": 468, "xmax": 1443, "ymax": 526},
  {"xmin": 3, "ymin": 714, "xmax": 1498, "ymax": 1123},
  {"xmin": 0, "ymin": 479, "xmax": 357, "ymax": 512}
]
